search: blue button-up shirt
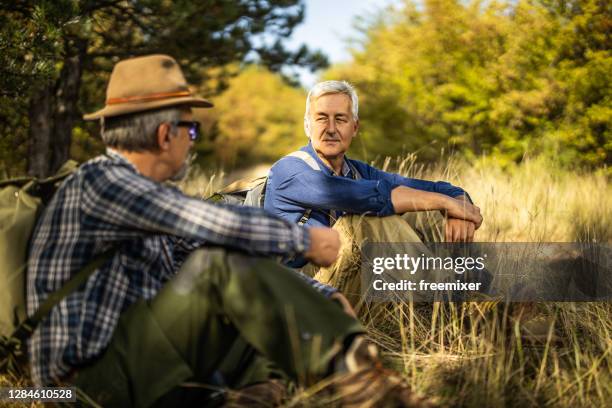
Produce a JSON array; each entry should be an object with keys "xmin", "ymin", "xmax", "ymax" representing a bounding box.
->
[
  {"xmin": 27, "ymin": 150, "xmax": 323, "ymax": 386},
  {"xmin": 264, "ymin": 143, "xmax": 471, "ymax": 266}
]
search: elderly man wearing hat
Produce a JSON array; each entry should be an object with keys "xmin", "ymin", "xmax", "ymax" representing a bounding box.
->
[{"xmin": 25, "ymin": 55, "xmax": 426, "ymax": 407}]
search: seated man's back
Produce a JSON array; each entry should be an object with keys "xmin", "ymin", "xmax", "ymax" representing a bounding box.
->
[{"xmin": 28, "ymin": 147, "xmax": 317, "ymax": 385}]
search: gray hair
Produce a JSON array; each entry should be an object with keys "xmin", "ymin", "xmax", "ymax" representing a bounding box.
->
[
  {"xmin": 304, "ymin": 80, "xmax": 359, "ymax": 137},
  {"xmin": 100, "ymin": 107, "xmax": 183, "ymax": 151}
]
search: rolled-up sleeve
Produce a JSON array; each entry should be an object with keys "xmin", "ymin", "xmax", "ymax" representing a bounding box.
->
[
  {"xmin": 362, "ymin": 164, "xmax": 473, "ymax": 203},
  {"xmin": 294, "ymin": 272, "xmax": 338, "ymax": 297},
  {"xmin": 268, "ymin": 158, "xmax": 398, "ymax": 217}
]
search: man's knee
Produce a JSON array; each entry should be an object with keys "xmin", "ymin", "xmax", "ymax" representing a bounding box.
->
[
  {"xmin": 169, "ymin": 248, "xmax": 228, "ymax": 295},
  {"xmin": 333, "ymin": 213, "xmax": 426, "ymax": 244},
  {"xmin": 402, "ymin": 211, "xmax": 445, "ymax": 242}
]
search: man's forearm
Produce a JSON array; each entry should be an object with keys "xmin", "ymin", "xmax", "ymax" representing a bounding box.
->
[
  {"xmin": 390, "ymin": 185, "xmax": 449, "ymax": 214},
  {"xmin": 391, "ymin": 186, "xmax": 483, "ymax": 227}
]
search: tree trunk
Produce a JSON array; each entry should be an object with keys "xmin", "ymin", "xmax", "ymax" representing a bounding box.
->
[
  {"xmin": 50, "ymin": 39, "xmax": 87, "ymax": 174},
  {"xmin": 27, "ymin": 39, "xmax": 87, "ymax": 178},
  {"xmin": 27, "ymin": 85, "xmax": 53, "ymax": 178}
]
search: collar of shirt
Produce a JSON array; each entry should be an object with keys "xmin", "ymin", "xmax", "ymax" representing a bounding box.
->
[
  {"xmin": 105, "ymin": 148, "xmax": 138, "ymax": 173},
  {"xmin": 303, "ymin": 142, "xmax": 353, "ymax": 178}
]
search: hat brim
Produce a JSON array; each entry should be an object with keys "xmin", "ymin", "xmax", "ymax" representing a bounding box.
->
[{"xmin": 83, "ymin": 96, "xmax": 213, "ymax": 120}]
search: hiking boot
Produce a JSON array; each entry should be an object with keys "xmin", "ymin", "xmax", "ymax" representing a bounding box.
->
[
  {"xmin": 222, "ymin": 379, "xmax": 286, "ymax": 407},
  {"xmin": 334, "ymin": 366, "xmax": 434, "ymax": 408},
  {"xmin": 334, "ymin": 336, "xmax": 435, "ymax": 408},
  {"xmin": 518, "ymin": 315, "xmax": 558, "ymax": 343},
  {"xmin": 510, "ymin": 303, "xmax": 559, "ymax": 344}
]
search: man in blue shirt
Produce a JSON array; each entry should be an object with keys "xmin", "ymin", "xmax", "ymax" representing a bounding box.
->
[{"xmin": 264, "ymin": 80, "xmax": 483, "ymax": 271}]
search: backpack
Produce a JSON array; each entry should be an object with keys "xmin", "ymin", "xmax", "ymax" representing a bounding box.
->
[
  {"xmin": 0, "ymin": 161, "xmax": 79, "ymax": 337},
  {"xmin": 208, "ymin": 151, "xmax": 322, "ymax": 225},
  {"xmin": 0, "ymin": 161, "xmax": 114, "ymax": 378}
]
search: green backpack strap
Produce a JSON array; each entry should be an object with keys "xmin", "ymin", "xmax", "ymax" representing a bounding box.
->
[
  {"xmin": 0, "ymin": 161, "xmax": 78, "ymax": 190},
  {"xmin": 0, "ymin": 247, "xmax": 116, "ymax": 376},
  {"xmin": 0, "ymin": 176, "xmax": 33, "ymax": 189},
  {"xmin": 12, "ymin": 246, "xmax": 116, "ymax": 343},
  {"xmin": 27, "ymin": 160, "xmax": 79, "ymax": 205}
]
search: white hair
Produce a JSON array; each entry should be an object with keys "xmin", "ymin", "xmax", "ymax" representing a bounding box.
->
[
  {"xmin": 304, "ymin": 80, "xmax": 359, "ymax": 137},
  {"xmin": 101, "ymin": 107, "xmax": 182, "ymax": 151}
]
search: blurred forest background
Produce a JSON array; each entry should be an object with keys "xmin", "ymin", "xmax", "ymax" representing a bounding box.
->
[
  {"xmin": 1, "ymin": 2, "xmax": 610, "ymax": 406},
  {"xmin": 0, "ymin": 0, "xmax": 609, "ymax": 177}
]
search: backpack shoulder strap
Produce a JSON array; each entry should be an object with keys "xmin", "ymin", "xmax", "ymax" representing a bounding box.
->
[
  {"xmin": 256, "ymin": 150, "xmax": 318, "ymax": 211},
  {"xmin": 0, "ymin": 177, "xmax": 33, "ymax": 189},
  {"xmin": 11, "ymin": 247, "xmax": 117, "ymax": 343},
  {"xmin": 297, "ymin": 209, "xmax": 312, "ymax": 226},
  {"xmin": 282, "ymin": 151, "xmax": 323, "ymax": 225},
  {"xmin": 285, "ymin": 151, "xmax": 321, "ymax": 171}
]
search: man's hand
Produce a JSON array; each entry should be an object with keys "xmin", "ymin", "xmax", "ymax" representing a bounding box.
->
[
  {"xmin": 445, "ymin": 195, "xmax": 481, "ymax": 241},
  {"xmin": 444, "ymin": 197, "xmax": 483, "ymax": 229},
  {"xmin": 304, "ymin": 227, "xmax": 341, "ymax": 267},
  {"xmin": 330, "ymin": 292, "xmax": 357, "ymax": 318},
  {"xmin": 445, "ymin": 218, "xmax": 476, "ymax": 242}
]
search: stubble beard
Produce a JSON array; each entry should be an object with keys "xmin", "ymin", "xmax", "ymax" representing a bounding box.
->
[{"xmin": 169, "ymin": 153, "xmax": 195, "ymax": 182}]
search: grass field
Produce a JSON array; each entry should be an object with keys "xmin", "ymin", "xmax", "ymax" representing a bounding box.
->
[
  {"xmin": 183, "ymin": 154, "xmax": 611, "ymax": 407},
  {"xmin": 314, "ymin": 156, "xmax": 610, "ymax": 407},
  {"xmin": 2, "ymin": 155, "xmax": 610, "ymax": 407}
]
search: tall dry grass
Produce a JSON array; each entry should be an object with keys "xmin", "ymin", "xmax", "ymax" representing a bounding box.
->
[
  {"xmin": 283, "ymin": 155, "xmax": 611, "ymax": 407},
  {"xmin": 184, "ymin": 155, "xmax": 611, "ymax": 407},
  {"xmin": 377, "ymin": 153, "xmax": 611, "ymax": 243}
]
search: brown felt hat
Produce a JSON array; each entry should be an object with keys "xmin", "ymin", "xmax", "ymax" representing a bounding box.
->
[{"xmin": 83, "ymin": 54, "xmax": 213, "ymax": 120}]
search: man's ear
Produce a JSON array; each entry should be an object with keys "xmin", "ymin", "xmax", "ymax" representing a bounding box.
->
[
  {"xmin": 353, "ymin": 118, "xmax": 359, "ymax": 136},
  {"xmin": 157, "ymin": 122, "xmax": 172, "ymax": 151}
]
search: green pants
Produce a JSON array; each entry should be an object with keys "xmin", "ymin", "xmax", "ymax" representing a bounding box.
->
[{"xmin": 70, "ymin": 249, "xmax": 363, "ymax": 407}]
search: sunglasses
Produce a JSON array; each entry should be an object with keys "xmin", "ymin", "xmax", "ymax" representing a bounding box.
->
[{"xmin": 173, "ymin": 121, "xmax": 201, "ymax": 141}]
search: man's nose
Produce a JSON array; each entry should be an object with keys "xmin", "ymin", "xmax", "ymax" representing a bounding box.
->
[{"xmin": 327, "ymin": 119, "xmax": 336, "ymax": 134}]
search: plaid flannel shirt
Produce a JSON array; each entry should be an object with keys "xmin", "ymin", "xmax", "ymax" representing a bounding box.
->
[{"xmin": 27, "ymin": 150, "xmax": 335, "ymax": 386}]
